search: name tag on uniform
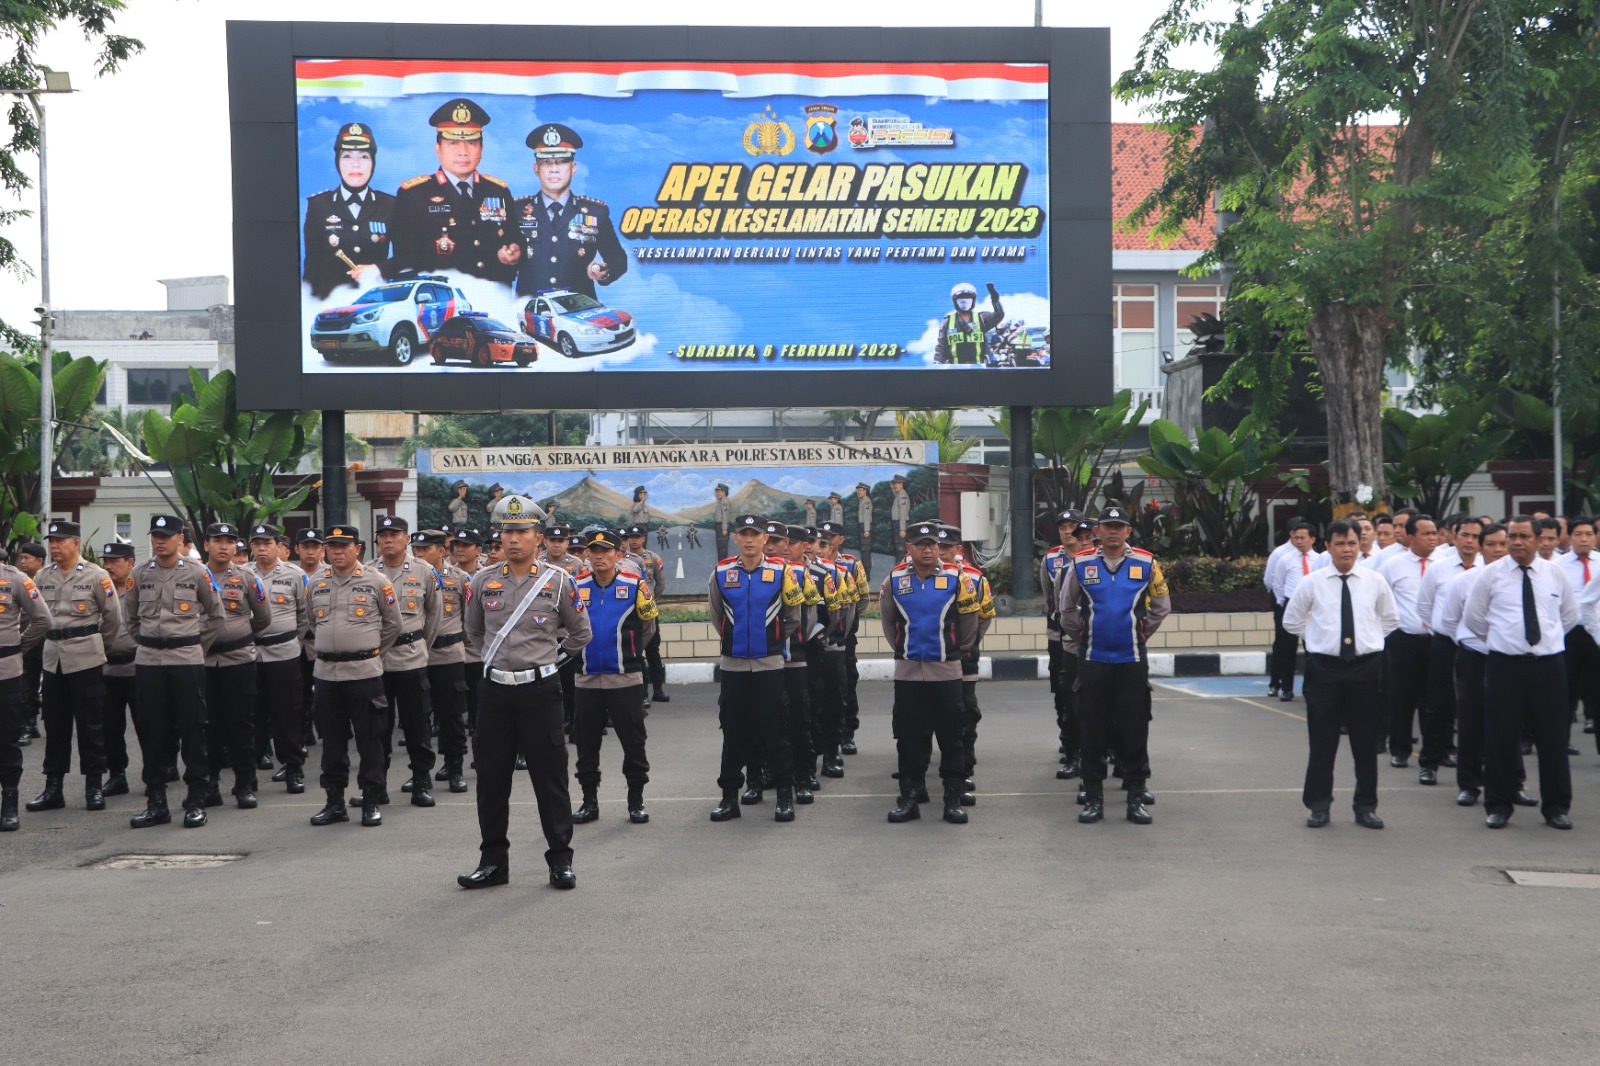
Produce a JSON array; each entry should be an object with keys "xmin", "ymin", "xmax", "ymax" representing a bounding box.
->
[
  {"xmin": 1129, "ymin": 566, "xmax": 1143, "ymax": 580},
  {"xmin": 724, "ymin": 571, "xmax": 740, "ymax": 587},
  {"xmin": 934, "ymin": 576, "xmax": 948, "ymax": 589},
  {"xmin": 762, "ymin": 569, "xmax": 775, "ymax": 582},
  {"xmin": 1082, "ymin": 565, "xmax": 1100, "ymax": 585}
]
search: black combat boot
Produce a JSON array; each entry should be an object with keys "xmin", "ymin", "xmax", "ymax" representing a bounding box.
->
[
  {"xmin": 102, "ymin": 772, "xmax": 130, "ymax": 796},
  {"xmin": 942, "ymin": 780, "xmax": 969, "ymax": 824},
  {"xmin": 129, "ymin": 788, "xmax": 171, "ymax": 828},
  {"xmin": 410, "ymin": 774, "xmax": 436, "ymax": 807},
  {"xmin": 571, "ymin": 790, "xmax": 600, "ymax": 823},
  {"xmin": 914, "ymin": 781, "xmax": 931, "ymax": 804},
  {"xmin": 793, "ymin": 780, "xmax": 814, "ymax": 805},
  {"xmin": 960, "ymin": 780, "xmax": 977, "ymax": 806},
  {"xmin": 803, "ymin": 759, "xmax": 822, "ymax": 791},
  {"xmin": 1056, "ymin": 755, "xmax": 1081, "ymax": 780},
  {"xmin": 821, "ymin": 754, "xmax": 844, "ymax": 778},
  {"xmin": 774, "ymin": 785, "xmax": 796, "ymax": 822},
  {"xmin": 182, "ymin": 802, "xmax": 208, "ymax": 828},
  {"xmin": 887, "ymin": 781, "xmax": 920, "ymax": 823},
  {"xmin": 285, "ymin": 766, "xmax": 306, "ymax": 794},
  {"xmin": 309, "ymin": 789, "xmax": 348, "ymax": 826},
  {"xmin": 236, "ymin": 786, "xmax": 258, "ymax": 809},
  {"xmin": 0, "ymin": 788, "xmax": 19, "ymax": 831},
  {"xmin": 203, "ymin": 777, "xmax": 225, "ymax": 808},
  {"xmin": 627, "ymin": 783, "xmax": 648, "ymax": 824},
  {"xmin": 1127, "ymin": 784, "xmax": 1153, "ymax": 825},
  {"xmin": 710, "ymin": 788, "xmax": 741, "ymax": 821},
  {"xmin": 740, "ymin": 782, "xmax": 764, "ymax": 805},
  {"xmin": 446, "ymin": 760, "xmax": 468, "ymax": 794},
  {"xmin": 85, "ymin": 773, "xmax": 105, "ymax": 811},
  {"xmin": 25, "ymin": 775, "xmax": 64, "ymax": 812},
  {"xmin": 651, "ymin": 685, "xmax": 671, "ymax": 703},
  {"xmin": 361, "ymin": 790, "xmax": 383, "ymax": 827},
  {"xmin": 1079, "ymin": 789, "xmax": 1105, "ymax": 823}
]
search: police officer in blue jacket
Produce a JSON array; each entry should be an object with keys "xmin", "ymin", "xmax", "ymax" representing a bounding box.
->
[{"xmin": 1055, "ymin": 506, "xmax": 1171, "ymax": 825}]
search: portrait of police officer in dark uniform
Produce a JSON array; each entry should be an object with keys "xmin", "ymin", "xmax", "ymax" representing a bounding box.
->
[
  {"xmin": 509, "ymin": 123, "xmax": 627, "ymax": 300},
  {"xmin": 302, "ymin": 123, "xmax": 395, "ymax": 300},
  {"xmin": 391, "ymin": 98, "xmax": 520, "ymax": 283}
]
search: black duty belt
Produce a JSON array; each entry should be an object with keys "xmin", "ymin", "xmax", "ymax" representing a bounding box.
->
[
  {"xmin": 431, "ymin": 632, "xmax": 464, "ymax": 649},
  {"xmin": 104, "ymin": 650, "xmax": 136, "ymax": 665},
  {"xmin": 49, "ymin": 624, "xmax": 100, "ymax": 640},
  {"xmin": 394, "ymin": 630, "xmax": 425, "ymax": 647},
  {"xmin": 138, "ymin": 634, "xmax": 202, "ymax": 650},
  {"xmin": 319, "ymin": 649, "xmax": 378, "ymax": 663},
  {"xmin": 211, "ymin": 634, "xmax": 257, "ymax": 655},
  {"xmin": 0, "ymin": 645, "xmax": 23, "ymax": 658},
  {"xmin": 256, "ymin": 630, "xmax": 299, "ymax": 647}
]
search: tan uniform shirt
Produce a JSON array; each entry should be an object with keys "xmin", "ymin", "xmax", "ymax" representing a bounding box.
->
[
  {"xmin": 464, "ymin": 561, "xmax": 591, "ymax": 673},
  {"xmin": 253, "ymin": 562, "xmax": 311, "ymax": 664},
  {"xmin": 0, "ymin": 562, "xmax": 51, "ymax": 681},
  {"xmin": 204, "ymin": 563, "xmax": 272, "ymax": 668},
  {"xmin": 126, "ymin": 557, "xmax": 224, "ymax": 667},
  {"xmin": 38, "ymin": 558, "xmax": 125, "ymax": 673},
  {"xmin": 308, "ymin": 563, "xmax": 402, "ymax": 681},
  {"xmin": 429, "ymin": 560, "xmax": 470, "ymax": 666},
  {"xmin": 539, "ymin": 552, "xmax": 582, "ymax": 578},
  {"xmin": 713, "ymin": 497, "xmax": 732, "ymax": 536},
  {"xmin": 858, "ymin": 493, "xmax": 873, "ymax": 534},
  {"xmin": 828, "ymin": 500, "xmax": 844, "ymax": 525},
  {"xmin": 458, "ymin": 560, "xmax": 482, "ymax": 666},
  {"xmin": 376, "ymin": 554, "xmax": 440, "ymax": 673},
  {"xmin": 103, "ymin": 579, "xmax": 138, "ymax": 678}
]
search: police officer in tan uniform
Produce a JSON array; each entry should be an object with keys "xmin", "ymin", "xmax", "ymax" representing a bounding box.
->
[
  {"xmin": 539, "ymin": 524, "xmax": 584, "ymax": 737},
  {"xmin": 0, "ymin": 554, "xmax": 50, "ymax": 831},
  {"xmin": 307, "ymin": 524, "xmax": 402, "ymax": 828},
  {"xmin": 413, "ymin": 530, "xmax": 470, "ymax": 793},
  {"xmin": 451, "ymin": 527, "xmax": 486, "ymax": 735},
  {"xmin": 372, "ymin": 515, "xmax": 441, "ymax": 808},
  {"xmin": 459, "ymin": 496, "xmax": 591, "ymax": 890},
  {"xmin": 126, "ymin": 516, "xmax": 225, "ymax": 828},
  {"xmin": 713, "ymin": 483, "xmax": 733, "ymax": 560},
  {"xmin": 203, "ymin": 522, "xmax": 272, "ymax": 809},
  {"xmin": 27, "ymin": 520, "xmax": 124, "ymax": 816},
  {"xmin": 251, "ymin": 523, "xmax": 311, "ymax": 793},
  {"xmin": 99, "ymin": 542, "xmax": 139, "ymax": 799},
  {"xmin": 294, "ymin": 528, "xmax": 325, "ymax": 745}
]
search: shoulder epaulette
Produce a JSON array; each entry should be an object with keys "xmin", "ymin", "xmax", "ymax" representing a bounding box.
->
[
  {"xmin": 479, "ymin": 173, "xmax": 509, "ymax": 187},
  {"xmin": 310, "ymin": 188, "xmax": 334, "ymax": 200},
  {"xmin": 890, "ymin": 560, "xmax": 912, "ymax": 573},
  {"xmin": 1045, "ymin": 545, "xmax": 1066, "ymax": 557},
  {"xmin": 1074, "ymin": 547, "xmax": 1099, "ymax": 557},
  {"xmin": 400, "ymin": 174, "xmax": 432, "ymax": 190},
  {"xmin": 575, "ymin": 193, "xmax": 607, "ymax": 206},
  {"xmin": 718, "ymin": 556, "xmax": 738, "ymax": 566}
]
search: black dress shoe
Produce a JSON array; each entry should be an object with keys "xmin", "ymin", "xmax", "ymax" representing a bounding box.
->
[
  {"xmin": 1486, "ymin": 811, "xmax": 1510, "ymax": 829},
  {"xmin": 1306, "ymin": 809, "xmax": 1330, "ymax": 828},
  {"xmin": 1418, "ymin": 767, "xmax": 1437, "ymax": 786},
  {"xmin": 1513, "ymin": 790, "xmax": 1538, "ymax": 807},
  {"xmin": 959, "ymin": 791, "xmax": 976, "ymax": 806},
  {"xmin": 236, "ymin": 790, "xmax": 258, "ymax": 809},
  {"xmin": 361, "ymin": 801, "xmax": 382, "ymax": 827},
  {"xmin": 1568, "ymin": 744, "xmax": 1581, "ymax": 756},
  {"xmin": 257, "ymin": 754, "xmax": 274, "ymax": 771},
  {"xmin": 1545, "ymin": 813, "xmax": 1573, "ymax": 830},
  {"xmin": 774, "ymin": 786, "xmax": 796, "ymax": 822},
  {"xmin": 1389, "ymin": 755, "xmax": 1409, "ymax": 768},
  {"xmin": 739, "ymin": 786, "xmax": 764, "ymax": 805},
  {"xmin": 286, "ymin": 770, "xmax": 306, "ymax": 795},
  {"xmin": 820, "ymin": 757, "xmax": 844, "ymax": 779},
  {"xmin": 1455, "ymin": 789, "xmax": 1480, "ymax": 806},
  {"xmin": 1059, "ymin": 757, "xmax": 1081, "ymax": 778},
  {"xmin": 310, "ymin": 794, "xmax": 348, "ymax": 826},
  {"xmin": 629, "ymin": 804, "xmax": 649, "ymax": 823},
  {"xmin": 840, "ymin": 739, "xmax": 858, "ymax": 756},
  {"xmin": 651, "ymin": 687, "xmax": 670, "ymax": 703},
  {"xmin": 1076, "ymin": 789, "xmax": 1089, "ymax": 805},
  {"xmin": 458, "ymin": 864, "xmax": 508, "ymax": 889},
  {"xmin": 1279, "ymin": 690, "xmax": 1294, "ymax": 702},
  {"xmin": 130, "ymin": 794, "xmax": 172, "ymax": 828},
  {"xmin": 571, "ymin": 797, "xmax": 599, "ymax": 823},
  {"xmin": 710, "ymin": 791, "xmax": 741, "ymax": 821},
  {"xmin": 1585, "ymin": 719, "xmax": 1596, "ymax": 734},
  {"xmin": 85, "ymin": 776, "xmax": 105, "ymax": 811},
  {"xmin": 401, "ymin": 778, "xmax": 414, "ymax": 792},
  {"xmin": 794, "ymin": 786, "xmax": 814, "ymax": 805},
  {"xmin": 435, "ymin": 766, "xmax": 451, "ymax": 781},
  {"xmin": 410, "ymin": 782, "xmax": 435, "ymax": 807},
  {"xmin": 1268, "ymin": 684, "xmax": 1280, "ymax": 697},
  {"xmin": 887, "ymin": 792, "xmax": 920, "ymax": 822},
  {"xmin": 549, "ymin": 864, "xmax": 577, "ymax": 889},
  {"xmin": 1126, "ymin": 801, "xmax": 1153, "ymax": 825},
  {"xmin": 182, "ymin": 806, "xmax": 208, "ymax": 828},
  {"xmin": 515, "ymin": 755, "xmax": 528, "ymax": 771},
  {"xmin": 102, "ymin": 773, "xmax": 130, "ymax": 796},
  {"xmin": 1354, "ymin": 810, "xmax": 1384, "ymax": 829},
  {"xmin": 1078, "ymin": 799, "xmax": 1105, "ymax": 823},
  {"xmin": 448, "ymin": 772, "xmax": 468, "ymax": 794},
  {"xmin": 270, "ymin": 766, "xmax": 289, "ymax": 783}
]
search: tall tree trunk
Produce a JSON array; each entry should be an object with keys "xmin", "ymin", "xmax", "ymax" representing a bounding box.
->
[{"xmin": 1306, "ymin": 302, "xmax": 1390, "ymax": 502}]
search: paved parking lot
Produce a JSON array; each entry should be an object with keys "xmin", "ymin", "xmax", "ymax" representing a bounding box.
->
[{"xmin": 4, "ymin": 679, "xmax": 1597, "ymax": 1065}]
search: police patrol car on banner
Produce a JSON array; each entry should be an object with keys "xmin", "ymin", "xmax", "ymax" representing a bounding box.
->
[
  {"xmin": 520, "ymin": 289, "xmax": 636, "ymax": 357},
  {"xmin": 428, "ymin": 312, "xmax": 541, "ymax": 368},
  {"xmin": 309, "ymin": 274, "xmax": 471, "ymax": 366}
]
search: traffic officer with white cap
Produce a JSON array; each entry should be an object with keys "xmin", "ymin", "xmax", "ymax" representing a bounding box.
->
[{"xmin": 459, "ymin": 495, "xmax": 591, "ymax": 890}]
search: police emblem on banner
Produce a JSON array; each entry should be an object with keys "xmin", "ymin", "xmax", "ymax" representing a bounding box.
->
[{"xmin": 804, "ymin": 104, "xmax": 839, "ymax": 155}]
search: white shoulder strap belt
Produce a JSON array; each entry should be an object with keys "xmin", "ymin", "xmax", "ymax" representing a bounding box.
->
[{"xmin": 481, "ymin": 568, "xmax": 560, "ymax": 677}]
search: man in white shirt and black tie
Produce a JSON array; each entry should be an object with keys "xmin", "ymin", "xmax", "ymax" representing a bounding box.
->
[
  {"xmin": 1414, "ymin": 516, "xmax": 1481, "ymax": 785},
  {"xmin": 1378, "ymin": 514, "xmax": 1437, "ymax": 766},
  {"xmin": 1463, "ymin": 516, "xmax": 1579, "ymax": 830},
  {"xmin": 1554, "ymin": 516, "xmax": 1598, "ymax": 741},
  {"xmin": 1284, "ymin": 520, "xmax": 1399, "ymax": 829}
]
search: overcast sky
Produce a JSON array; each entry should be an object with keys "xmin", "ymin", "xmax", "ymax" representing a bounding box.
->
[{"xmin": 1, "ymin": 0, "xmax": 1200, "ymax": 330}]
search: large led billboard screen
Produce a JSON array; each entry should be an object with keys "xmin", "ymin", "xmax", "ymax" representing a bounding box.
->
[{"xmin": 229, "ymin": 24, "xmax": 1111, "ymax": 412}]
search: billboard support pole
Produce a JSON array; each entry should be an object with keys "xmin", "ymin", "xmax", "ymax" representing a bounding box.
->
[
  {"xmin": 321, "ymin": 410, "xmax": 348, "ymax": 526},
  {"xmin": 1009, "ymin": 405, "xmax": 1034, "ymax": 602}
]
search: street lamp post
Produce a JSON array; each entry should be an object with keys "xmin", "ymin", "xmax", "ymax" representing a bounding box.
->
[{"xmin": 14, "ymin": 70, "xmax": 74, "ymax": 527}]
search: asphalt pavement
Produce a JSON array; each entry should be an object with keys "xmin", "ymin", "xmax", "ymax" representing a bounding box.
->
[{"xmin": 4, "ymin": 679, "xmax": 1598, "ymax": 1065}]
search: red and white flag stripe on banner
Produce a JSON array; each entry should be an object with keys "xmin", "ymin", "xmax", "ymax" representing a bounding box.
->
[{"xmin": 295, "ymin": 60, "xmax": 1048, "ymax": 101}]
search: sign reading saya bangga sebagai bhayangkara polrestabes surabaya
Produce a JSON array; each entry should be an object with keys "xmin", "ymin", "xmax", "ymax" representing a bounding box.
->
[{"xmin": 427, "ymin": 441, "xmax": 933, "ymax": 473}]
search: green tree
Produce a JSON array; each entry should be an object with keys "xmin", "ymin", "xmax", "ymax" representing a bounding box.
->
[
  {"xmin": 0, "ymin": 350, "xmax": 104, "ymax": 544},
  {"xmin": 2, "ymin": 3, "xmax": 142, "ymax": 349},
  {"xmin": 140, "ymin": 370, "xmax": 318, "ymax": 536},
  {"xmin": 1116, "ymin": 0, "xmax": 1539, "ymax": 501},
  {"xmin": 1138, "ymin": 419, "xmax": 1301, "ymax": 558},
  {"xmin": 894, "ymin": 410, "xmax": 975, "ymax": 463}
]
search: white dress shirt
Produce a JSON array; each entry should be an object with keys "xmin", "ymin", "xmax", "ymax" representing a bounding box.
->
[
  {"xmin": 1282, "ymin": 564, "xmax": 1399, "ymax": 657},
  {"xmin": 1417, "ymin": 555, "xmax": 1476, "ymax": 635},
  {"xmin": 1462, "ymin": 555, "xmax": 1578, "ymax": 657},
  {"xmin": 1264, "ymin": 540, "xmax": 1297, "ymax": 605},
  {"xmin": 1435, "ymin": 568, "xmax": 1489, "ymax": 653},
  {"xmin": 1553, "ymin": 549, "xmax": 1596, "ymax": 598},
  {"xmin": 1273, "ymin": 548, "xmax": 1324, "ymax": 605},
  {"xmin": 1378, "ymin": 549, "xmax": 1434, "ymax": 635},
  {"xmin": 1313, "ymin": 549, "xmax": 1378, "ymax": 571},
  {"xmin": 1374, "ymin": 541, "xmax": 1407, "ymax": 565},
  {"xmin": 1431, "ymin": 543, "xmax": 1460, "ymax": 568},
  {"xmin": 1578, "ymin": 571, "xmax": 1600, "ymax": 641}
]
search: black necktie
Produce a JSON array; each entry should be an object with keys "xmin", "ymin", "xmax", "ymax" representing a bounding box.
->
[
  {"xmin": 457, "ymin": 180, "xmax": 471, "ymax": 199},
  {"xmin": 548, "ymin": 200, "xmax": 561, "ymax": 223},
  {"xmin": 1338, "ymin": 574, "xmax": 1355, "ymax": 660},
  {"xmin": 1521, "ymin": 566, "xmax": 1541, "ymax": 646}
]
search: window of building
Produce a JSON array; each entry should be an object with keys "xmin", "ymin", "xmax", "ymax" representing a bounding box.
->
[
  {"xmin": 126, "ymin": 368, "xmax": 205, "ymax": 406},
  {"xmin": 1113, "ymin": 284, "xmax": 1158, "ymax": 388},
  {"xmin": 1174, "ymin": 283, "xmax": 1224, "ymax": 358},
  {"xmin": 115, "ymin": 514, "xmax": 131, "ymax": 541}
]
